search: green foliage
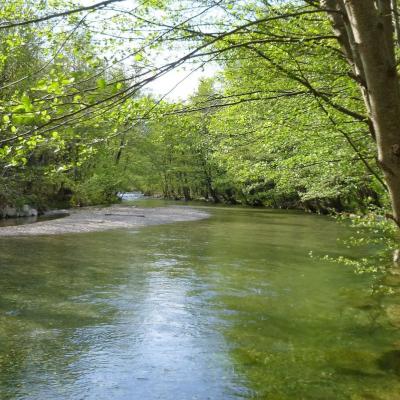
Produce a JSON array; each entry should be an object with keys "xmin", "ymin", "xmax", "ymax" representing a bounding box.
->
[
  {"xmin": 0, "ymin": 0, "xmax": 391, "ymax": 220},
  {"xmin": 306, "ymin": 208, "xmax": 399, "ymax": 299}
]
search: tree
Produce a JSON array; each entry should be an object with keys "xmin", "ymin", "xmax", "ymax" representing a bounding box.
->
[
  {"xmin": 321, "ymin": 1, "xmax": 400, "ymax": 230},
  {"xmin": 2, "ymin": 0, "xmax": 400, "ymax": 236}
]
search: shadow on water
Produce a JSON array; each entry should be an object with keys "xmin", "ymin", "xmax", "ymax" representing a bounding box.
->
[
  {"xmin": 0, "ymin": 212, "xmax": 69, "ymax": 228},
  {"xmin": 0, "ymin": 205, "xmax": 399, "ymax": 399}
]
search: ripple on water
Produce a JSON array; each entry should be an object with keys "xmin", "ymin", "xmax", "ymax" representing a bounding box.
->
[{"xmin": 0, "ymin": 206, "xmax": 399, "ymax": 399}]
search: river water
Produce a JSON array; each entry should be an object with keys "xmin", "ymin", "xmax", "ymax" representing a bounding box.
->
[{"xmin": 0, "ymin": 203, "xmax": 399, "ymax": 399}]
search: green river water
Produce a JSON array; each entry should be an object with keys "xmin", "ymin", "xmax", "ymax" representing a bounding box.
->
[{"xmin": 0, "ymin": 202, "xmax": 399, "ymax": 399}]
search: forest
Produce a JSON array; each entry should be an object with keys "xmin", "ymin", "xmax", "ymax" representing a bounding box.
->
[
  {"xmin": 1, "ymin": 1, "xmax": 400, "ymax": 399},
  {"xmin": 0, "ymin": 0, "xmax": 393, "ymax": 211}
]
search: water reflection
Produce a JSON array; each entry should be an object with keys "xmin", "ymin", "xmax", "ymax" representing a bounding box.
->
[
  {"xmin": 0, "ymin": 207, "xmax": 399, "ymax": 399},
  {"xmin": 0, "ymin": 212, "xmax": 68, "ymax": 228}
]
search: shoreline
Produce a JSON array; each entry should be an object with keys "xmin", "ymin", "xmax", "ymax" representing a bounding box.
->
[{"xmin": 0, "ymin": 205, "xmax": 209, "ymax": 236}]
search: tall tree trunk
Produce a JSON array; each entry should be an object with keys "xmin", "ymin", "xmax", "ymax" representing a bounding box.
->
[
  {"xmin": 324, "ymin": 0, "xmax": 400, "ymax": 231},
  {"xmin": 115, "ymin": 134, "xmax": 126, "ymax": 165}
]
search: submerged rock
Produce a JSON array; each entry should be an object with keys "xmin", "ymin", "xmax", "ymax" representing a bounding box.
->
[
  {"xmin": 352, "ymin": 390, "xmax": 400, "ymax": 400},
  {"xmin": 327, "ymin": 348, "xmax": 383, "ymax": 380},
  {"xmin": 386, "ymin": 304, "xmax": 400, "ymax": 328},
  {"xmin": 377, "ymin": 350, "xmax": 400, "ymax": 375}
]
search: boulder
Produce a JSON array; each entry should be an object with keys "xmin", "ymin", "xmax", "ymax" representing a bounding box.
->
[
  {"xmin": 22, "ymin": 205, "xmax": 30, "ymax": 216},
  {"xmin": 4, "ymin": 206, "xmax": 17, "ymax": 218},
  {"xmin": 20, "ymin": 205, "xmax": 38, "ymax": 217},
  {"xmin": 0, "ymin": 205, "xmax": 39, "ymax": 218}
]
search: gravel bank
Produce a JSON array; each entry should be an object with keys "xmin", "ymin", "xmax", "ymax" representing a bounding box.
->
[{"xmin": 0, "ymin": 205, "xmax": 209, "ymax": 236}]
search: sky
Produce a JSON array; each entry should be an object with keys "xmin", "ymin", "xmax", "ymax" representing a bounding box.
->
[
  {"xmin": 145, "ymin": 62, "xmax": 219, "ymax": 101},
  {"xmin": 80, "ymin": 0, "xmax": 219, "ymax": 101}
]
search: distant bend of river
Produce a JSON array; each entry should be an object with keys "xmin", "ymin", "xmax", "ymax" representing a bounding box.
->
[{"xmin": 0, "ymin": 201, "xmax": 399, "ymax": 400}]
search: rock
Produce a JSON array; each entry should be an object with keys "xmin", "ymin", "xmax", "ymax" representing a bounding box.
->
[
  {"xmin": 22, "ymin": 205, "xmax": 30, "ymax": 216},
  {"xmin": 29, "ymin": 207, "xmax": 38, "ymax": 217},
  {"xmin": 383, "ymin": 273, "xmax": 400, "ymax": 287},
  {"xmin": 327, "ymin": 348, "xmax": 382, "ymax": 377},
  {"xmin": 0, "ymin": 205, "xmax": 39, "ymax": 219},
  {"xmin": 352, "ymin": 390, "xmax": 400, "ymax": 400},
  {"xmin": 377, "ymin": 350, "xmax": 400, "ymax": 375},
  {"xmin": 21, "ymin": 205, "xmax": 38, "ymax": 217},
  {"xmin": 386, "ymin": 304, "xmax": 400, "ymax": 328},
  {"xmin": 4, "ymin": 206, "xmax": 17, "ymax": 218}
]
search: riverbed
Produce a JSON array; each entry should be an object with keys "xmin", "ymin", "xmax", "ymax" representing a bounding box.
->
[
  {"xmin": 0, "ymin": 205, "xmax": 208, "ymax": 236},
  {"xmin": 0, "ymin": 202, "xmax": 399, "ymax": 399}
]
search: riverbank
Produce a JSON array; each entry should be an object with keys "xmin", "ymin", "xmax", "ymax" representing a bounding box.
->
[{"xmin": 0, "ymin": 205, "xmax": 209, "ymax": 236}]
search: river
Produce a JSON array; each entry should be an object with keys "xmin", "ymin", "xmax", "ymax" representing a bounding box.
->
[{"xmin": 0, "ymin": 202, "xmax": 399, "ymax": 399}]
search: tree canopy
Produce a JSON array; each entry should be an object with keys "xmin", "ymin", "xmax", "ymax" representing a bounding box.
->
[{"xmin": 0, "ymin": 0, "xmax": 399, "ymax": 225}]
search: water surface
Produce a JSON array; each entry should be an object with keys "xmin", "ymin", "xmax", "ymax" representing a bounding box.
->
[{"xmin": 0, "ymin": 205, "xmax": 399, "ymax": 399}]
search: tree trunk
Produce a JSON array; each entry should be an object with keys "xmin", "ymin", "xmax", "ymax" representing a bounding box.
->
[{"xmin": 324, "ymin": 0, "xmax": 400, "ymax": 228}]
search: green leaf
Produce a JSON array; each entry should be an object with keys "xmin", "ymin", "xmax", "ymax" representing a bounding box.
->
[
  {"xmin": 21, "ymin": 93, "xmax": 32, "ymax": 111},
  {"xmin": 97, "ymin": 78, "xmax": 107, "ymax": 90}
]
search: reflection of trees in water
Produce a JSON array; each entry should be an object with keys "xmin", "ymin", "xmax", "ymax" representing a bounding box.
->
[
  {"xmin": 1, "ymin": 209, "xmax": 400, "ymax": 399},
  {"xmin": 211, "ymin": 247, "xmax": 400, "ymax": 397},
  {"xmin": 353, "ymin": 266, "xmax": 400, "ymax": 337},
  {"xmin": 382, "ymin": 268, "xmax": 400, "ymax": 329},
  {"xmin": 331, "ymin": 270, "xmax": 400, "ymax": 397},
  {"xmin": 377, "ymin": 268, "xmax": 400, "ymax": 382},
  {"xmin": 191, "ymin": 210, "xmax": 400, "ymax": 398},
  {"xmin": 221, "ymin": 295, "xmax": 400, "ymax": 399}
]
